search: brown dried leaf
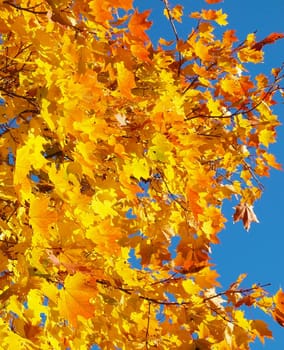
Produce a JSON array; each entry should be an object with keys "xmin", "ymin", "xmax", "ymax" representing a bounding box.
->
[{"xmin": 233, "ymin": 203, "xmax": 259, "ymax": 231}]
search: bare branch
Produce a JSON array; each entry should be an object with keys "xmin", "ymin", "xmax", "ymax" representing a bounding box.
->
[{"xmin": 162, "ymin": 0, "xmax": 183, "ymax": 76}]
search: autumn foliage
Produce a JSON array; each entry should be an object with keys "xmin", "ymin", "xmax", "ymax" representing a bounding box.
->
[{"xmin": 0, "ymin": 0, "xmax": 283, "ymax": 348}]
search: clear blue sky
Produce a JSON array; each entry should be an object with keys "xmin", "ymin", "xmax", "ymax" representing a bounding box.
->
[{"xmin": 134, "ymin": 0, "xmax": 284, "ymax": 348}]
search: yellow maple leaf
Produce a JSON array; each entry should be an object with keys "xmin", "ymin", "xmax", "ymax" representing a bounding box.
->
[
  {"xmin": 259, "ymin": 129, "xmax": 276, "ymax": 148},
  {"xmin": 148, "ymin": 133, "xmax": 173, "ymax": 162},
  {"xmin": 207, "ymin": 97, "xmax": 221, "ymax": 115},
  {"xmin": 214, "ymin": 9, "xmax": 228, "ymax": 26},
  {"xmin": 182, "ymin": 278, "xmax": 200, "ymax": 295},
  {"xmin": 29, "ymin": 196, "xmax": 58, "ymax": 235},
  {"xmin": 194, "ymin": 40, "xmax": 211, "ymax": 61},
  {"xmin": 164, "ymin": 5, "xmax": 183, "ymax": 23},
  {"xmin": 262, "ymin": 152, "xmax": 282, "ymax": 170},
  {"xmin": 123, "ymin": 156, "xmax": 150, "ymax": 180},
  {"xmin": 27, "ymin": 289, "xmax": 47, "ymax": 324},
  {"xmin": 91, "ymin": 189, "xmax": 118, "ymax": 219},
  {"xmin": 14, "ymin": 133, "xmax": 47, "ymax": 199}
]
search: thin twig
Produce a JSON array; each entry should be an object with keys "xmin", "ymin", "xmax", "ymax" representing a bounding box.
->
[
  {"xmin": 3, "ymin": 1, "xmax": 47, "ymax": 15},
  {"xmin": 242, "ymin": 160, "xmax": 265, "ymax": 191},
  {"xmin": 182, "ymin": 62, "xmax": 216, "ymax": 95},
  {"xmin": 150, "ymin": 273, "xmax": 180, "ymax": 286},
  {"xmin": 203, "ymin": 283, "xmax": 271, "ymax": 302},
  {"xmin": 145, "ymin": 302, "xmax": 151, "ymax": 349},
  {"xmin": 0, "ymin": 88, "xmax": 38, "ymax": 107},
  {"xmin": 162, "ymin": 0, "xmax": 183, "ymax": 76}
]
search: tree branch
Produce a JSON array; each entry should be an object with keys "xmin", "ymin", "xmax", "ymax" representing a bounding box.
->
[
  {"xmin": 162, "ymin": 0, "xmax": 183, "ymax": 76},
  {"xmin": 203, "ymin": 283, "xmax": 271, "ymax": 303},
  {"xmin": 145, "ymin": 302, "xmax": 151, "ymax": 349},
  {"xmin": 3, "ymin": 1, "xmax": 47, "ymax": 15}
]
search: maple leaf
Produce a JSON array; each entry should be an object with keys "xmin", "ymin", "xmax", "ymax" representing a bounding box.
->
[
  {"xmin": 222, "ymin": 29, "xmax": 238, "ymax": 47},
  {"xmin": 58, "ymin": 272, "xmax": 96, "ymax": 326},
  {"xmin": 191, "ymin": 9, "xmax": 228, "ymax": 26},
  {"xmin": 128, "ymin": 10, "xmax": 152, "ymax": 41},
  {"xmin": 273, "ymin": 307, "xmax": 284, "ymax": 327},
  {"xmin": 272, "ymin": 288, "xmax": 284, "ymax": 327},
  {"xmin": 262, "ymin": 152, "xmax": 282, "ymax": 170},
  {"xmin": 205, "ymin": 0, "xmax": 223, "ymax": 3},
  {"xmin": 29, "ymin": 196, "xmax": 58, "ymax": 236},
  {"xmin": 116, "ymin": 61, "xmax": 136, "ymax": 98},
  {"xmin": 233, "ymin": 203, "xmax": 259, "ymax": 231},
  {"xmin": 259, "ymin": 129, "xmax": 276, "ymax": 148},
  {"xmin": 252, "ymin": 32, "xmax": 284, "ymax": 50},
  {"xmin": 251, "ymin": 320, "xmax": 273, "ymax": 343},
  {"xmin": 164, "ymin": 5, "xmax": 183, "ymax": 23}
]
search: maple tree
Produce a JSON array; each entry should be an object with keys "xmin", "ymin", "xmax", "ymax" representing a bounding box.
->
[{"xmin": 0, "ymin": 0, "xmax": 283, "ymax": 348}]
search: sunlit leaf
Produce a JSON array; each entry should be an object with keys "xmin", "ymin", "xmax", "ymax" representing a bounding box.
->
[
  {"xmin": 128, "ymin": 10, "xmax": 152, "ymax": 41},
  {"xmin": 58, "ymin": 273, "xmax": 96, "ymax": 326},
  {"xmin": 0, "ymin": 0, "xmax": 283, "ymax": 347},
  {"xmin": 116, "ymin": 61, "xmax": 136, "ymax": 98}
]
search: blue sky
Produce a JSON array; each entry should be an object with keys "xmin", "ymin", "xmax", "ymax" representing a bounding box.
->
[{"xmin": 134, "ymin": 0, "xmax": 284, "ymax": 348}]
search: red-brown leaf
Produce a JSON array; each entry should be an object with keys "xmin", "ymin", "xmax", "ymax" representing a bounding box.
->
[{"xmin": 252, "ymin": 32, "xmax": 284, "ymax": 50}]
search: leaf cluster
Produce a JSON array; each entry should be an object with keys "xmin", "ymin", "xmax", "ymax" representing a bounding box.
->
[{"xmin": 0, "ymin": 0, "xmax": 283, "ymax": 348}]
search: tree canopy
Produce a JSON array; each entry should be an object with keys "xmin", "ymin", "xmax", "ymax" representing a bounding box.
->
[{"xmin": 0, "ymin": 0, "xmax": 283, "ymax": 349}]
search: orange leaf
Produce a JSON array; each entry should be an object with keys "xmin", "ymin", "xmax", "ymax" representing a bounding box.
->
[
  {"xmin": 191, "ymin": 9, "xmax": 227, "ymax": 26},
  {"xmin": 113, "ymin": 0, "xmax": 133, "ymax": 11},
  {"xmin": 273, "ymin": 307, "xmax": 284, "ymax": 327},
  {"xmin": 274, "ymin": 288, "xmax": 284, "ymax": 313},
  {"xmin": 89, "ymin": 0, "xmax": 133, "ymax": 23},
  {"xmin": 235, "ymin": 295, "xmax": 255, "ymax": 307},
  {"xmin": 128, "ymin": 10, "xmax": 152, "ymax": 41},
  {"xmin": 116, "ymin": 61, "xmax": 136, "ymax": 98},
  {"xmin": 195, "ymin": 268, "xmax": 220, "ymax": 289},
  {"xmin": 273, "ymin": 289, "xmax": 284, "ymax": 327},
  {"xmin": 251, "ymin": 320, "xmax": 273, "ymax": 344},
  {"xmin": 233, "ymin": 203, "xmax": 259, "ymax": 231},
  {"xmin": 205, "ymin": 0, "xmax": 223, "ymax": 3},
  {"xmin": 252, "ymin": 32, "xmax": 284, "ymax": 51},
  {"xmin": 58, "ymin": 272, "xmax": 96, "ymax": 326},
  {"xmin": 186, "ymin": 187, "xmax": 203, "ymax": 219},
  {"xmin": 89, "ymin": 0, "xmax": 113, "ymax": 22},
  {"xmin": 130, "ymin": 43, "xmax": 151, "ymax": 62},
  {"xmin": 223, "ymin": 29, "xmax": 238, "ymax": 47}
]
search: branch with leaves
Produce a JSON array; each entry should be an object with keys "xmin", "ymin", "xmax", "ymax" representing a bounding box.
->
[{"xmin": 0, "ymin": 0, "xmax": 283, "ymax": 348}]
